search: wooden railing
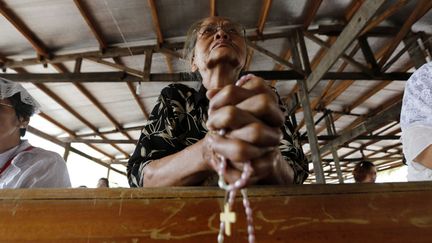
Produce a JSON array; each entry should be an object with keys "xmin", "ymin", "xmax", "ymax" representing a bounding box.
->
[{"xmin": 0, "ymin": 182, "xmax": 431, "ymax": 242}]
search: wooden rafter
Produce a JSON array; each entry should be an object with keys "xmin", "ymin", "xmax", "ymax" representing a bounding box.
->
[
  {"xmin": 27, "ymin": 126, "xmax": 126, "ymax": 176},
  {"xmin": 147, "ymin": 0, "xmax": 173, "ymax": 73},
  {"xmin": 1, "ymin": 30, "xmax": 318, "ymax": 69},
  {"xmin": 73, "ymin": 0, "xmax": 108, "ymax": 49},
  {"xmin": 378, "ymin": 0, "xmax": 432, "ymax": 67},
  {"xmin": 305, "ymin": 0, "xmax": 387, "ymax": 92},
  {"xmin": 244, "ymin": 0, "xmax": 273, "ymax": 71},
  {"xmin": 0, "ymin": 71, "xmax": 412, "ymax": 83},
  {"xmin": 74, "ymin": 2, "xmax": 150, "ymax": 122},
  {"xmin": 319, "ymin": 100, "xmax": 402, "ymax": 155},
  {"xmin": 38, "ymin": 112, "xmax": 115, "ymax": 160},
  {"xmin": 0, "ymin": 1, "xmax": 49, "ymax": 57},
  {"xmin": 210, "ymin": 0, "xmax": 216, "ymax": 16},
  {"xmin": 360, "ymin": 0, "xmax": 409, "ymax": 35},
  {"xmin": 271, "ymin": 0, "xmax": 322, "ymax": 86},
  {"xmin": 72, "ymin": 59, "xmax": 134, "ymax": 140},
  {"xmin": 113, "ymin": 57, "xmax": 149, "ymax": 119}
]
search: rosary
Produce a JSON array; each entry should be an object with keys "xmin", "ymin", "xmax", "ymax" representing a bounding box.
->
[{"xmin": 215, "ymin": 129, "xmax": 255, "ymax": 243}]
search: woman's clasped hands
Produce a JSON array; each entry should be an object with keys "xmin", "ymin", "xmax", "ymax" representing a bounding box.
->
[{"xmin": 204, "ymin": 74, "xmax": 285, "ymax": 184}]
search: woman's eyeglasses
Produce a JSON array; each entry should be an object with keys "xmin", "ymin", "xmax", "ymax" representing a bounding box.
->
[
  {"xmin": 196, "ymin": 23, "xmax": 245, "ymax": 38},
  {"xmin": 0, "ymin": 102, "xmax": 14, "ymax": 109}
]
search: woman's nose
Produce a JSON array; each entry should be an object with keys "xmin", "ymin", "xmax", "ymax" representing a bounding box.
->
[{"xmin": 214, "ymin": 28, "xmax": 229, "ymax": 40}]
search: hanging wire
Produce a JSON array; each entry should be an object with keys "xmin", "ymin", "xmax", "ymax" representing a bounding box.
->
[{"xmin": 103, "ymin": 0, "xmax": 143, "ymax": 95}]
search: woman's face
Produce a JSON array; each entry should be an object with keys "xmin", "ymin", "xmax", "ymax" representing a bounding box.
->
[
  {"xmin": 0, "ymin": 99, "xmax": 23, "ymax": 143},
  {"xmin": 191, "ymin": 17, "xmax": 247, "ymax": 75},
  {"xmin": 363, "ymin": 167, "xmax": 377, "ymax": 183}
]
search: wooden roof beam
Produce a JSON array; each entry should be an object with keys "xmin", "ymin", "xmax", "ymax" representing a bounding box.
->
[
  {"xmin": 0, "ymin": 71, "xmax": 412, "ymax": 83},
  {"xmin": 244, "ymin": 0, "xmax": 273, "ymax": 71},
  {"xmin": 74, "ymin": 0, "xmax": 151, "ymax": 122},
  {"xmin": 38, "ymin": 112, "xmax": 115, "ymax": 160},
  {"xmin": 0, "ymin": 1, "xmax": 49, "ymax": 57},
  {"xmin": 319, "ymin": 99, "xmax": 402, "ymax": 155},
  {"xmin": 360, "ymin": 0, "xmax": 409, "ymax": 35},
  {"xmin": 304, "ymin": 32, "xmax": 372, "ymax": 75},
  {"xmin": 34, "ymin": 82, "xmax": 130, "ymax": 158},
  {"xmin": 112, "ymin": 57, "xmax": 149, "ymax": 119},
  {"xmin": 210, "ymin": 0, "xmax": 216, "ymax": 16},
  {"xmin": 1, "ymin": 30, "xmax": 319, "ymax": 69},
  {"xmin": 27, "ymin": 126, "xmax": 125, "ymax": 176},
  {"xmin": 306, "ymin": 0, "xmax": 386, "ymax": 92},
  {"xmin": 71, "ymin": 59, "xmax": 134, "ymax": 142},
  {"xmin": 73, "ymin": 0, "xmax": 108, "ymax": 50},
  {"xmin": 147, "ymin": 0, "xmax": 173, "ymax": 73},
  {"xmin": 378, "ymin": 0, "xmax": 432, "ymax": 67}
]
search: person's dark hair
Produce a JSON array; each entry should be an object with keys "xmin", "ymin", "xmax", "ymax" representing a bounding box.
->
[
  {"xmin": 353, "ymin": 161, "xmax": 375, "ymax": 183},
  {"xmin": 98, "ymin": 177, "xmax": 109, "ymax": 187},
  {"xmin": 8, "ymin": 93, "xmax": 36, "ymax": 137}
]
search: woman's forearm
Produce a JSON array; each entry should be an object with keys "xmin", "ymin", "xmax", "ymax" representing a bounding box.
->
[
  {"xmin": 414, "ymin": 144, "xmax": 432, "ymax": 169},
  {"xmin": 142, "ymin": 139, "xmax": 211, "ymax": 187},
  {"xmin": 263, "ymin": 151, "xmax": 295, "ymax": 185}
]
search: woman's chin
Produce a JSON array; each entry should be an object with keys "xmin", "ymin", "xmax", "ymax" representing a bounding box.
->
[{"xmin": 207, "ymin": 52, "xmax": 241, "ymax": 69}]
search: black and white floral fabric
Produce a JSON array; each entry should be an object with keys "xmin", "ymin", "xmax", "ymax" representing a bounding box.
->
[{"xmin": 127, "ymin": 83, "xmax": 308, "ymax": 187}]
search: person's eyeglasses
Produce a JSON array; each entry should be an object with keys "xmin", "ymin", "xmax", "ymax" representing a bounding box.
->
[
  {"xmin": 0, "ymin": 103, "xmax": 14, "ymax": 109},
  {"xmin": 196, "ymin": 23, "xmax": 245, "ymax": 37}
]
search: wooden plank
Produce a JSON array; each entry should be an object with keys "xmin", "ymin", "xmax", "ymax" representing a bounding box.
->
[
  {"xmin": 0, "ymin": 71, "xmax": 412, "ymax": 83},
  {"xmin": 0, "ymin": 183, "xmax": 431, "ymax": 242},
  {"xmin": 306, "ymin": 0, "xmax": 387, "ymax": 92}
]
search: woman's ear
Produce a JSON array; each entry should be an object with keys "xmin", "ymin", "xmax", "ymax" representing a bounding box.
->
[
  {"xmin": 191, "ymin": 55, "xmax": 198, "ymax": 72},
  {"xmin": 19, "ymin": 117, "xmax": 29, "ymax": 128}
]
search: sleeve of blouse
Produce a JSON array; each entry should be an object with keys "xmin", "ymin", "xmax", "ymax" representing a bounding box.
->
[
  {"xmin": 127, "ymin": 85, "xmax": 187, "ymax": 187},
  {"xmin": 275, "ymin": 90, "xmax": 309, "ymax": 184}
]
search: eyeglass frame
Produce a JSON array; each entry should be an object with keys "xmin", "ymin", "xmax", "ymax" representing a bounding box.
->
[
  {"xmin": 0, "ymin": 102, "xmax": 14, "ymax": 109},
  {"xmin": 194, "ymin": 23, "xmax": 246, "ymax": 38}
]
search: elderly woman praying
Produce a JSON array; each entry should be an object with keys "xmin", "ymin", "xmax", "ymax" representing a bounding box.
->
[{"xmin": 127, "ymin": 17, "xmax": 308, "ymax": 187}]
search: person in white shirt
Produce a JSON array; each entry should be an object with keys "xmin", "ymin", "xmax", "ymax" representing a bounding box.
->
[
  {"xmin": 0, "ymin": 78, "xmax": 71, "ymax": 188},
  {"xmin": 401, "ymin": 62, "xmax": 432, "ymax": 181}
]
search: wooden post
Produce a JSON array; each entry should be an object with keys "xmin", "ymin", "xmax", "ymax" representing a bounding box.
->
[
  {"xmin": 107, "ymin": 164, "xmax": 111, "ymax": 180},
  {"xmin": 63, "ymin": 142, "xmax": 71, "ymax": 162},
  {"xmin": 404, "ymin": 33, "xmax": 427, "ymax": 68},
  {"xmin": 143, "ymin": 49, "xmax": 153, "ymax": 82},
  {"xmin": 289, "ymin": 35, "xmax": 325, "ymax": 184},
  {"xmin": 325, "ymin": 112, "xmax": 343, "ymax": 184}
]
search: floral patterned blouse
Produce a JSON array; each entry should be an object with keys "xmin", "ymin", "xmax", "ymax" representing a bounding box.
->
[{"xmin": 127, "ymin": 83, "xmax": 308, "ymax": 187}]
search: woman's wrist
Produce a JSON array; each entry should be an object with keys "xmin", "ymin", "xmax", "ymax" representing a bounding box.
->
[{"xmin": 266, "ymin": 150, "xmax": 294, "ymax": 185}]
